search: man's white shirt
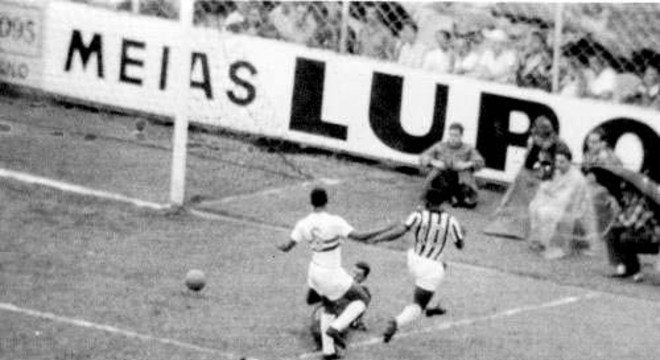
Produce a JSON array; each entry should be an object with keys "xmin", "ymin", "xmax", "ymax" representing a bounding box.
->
[{"xmin": 291, "ymin": 212, "xmax": 354, "ymax": 268}]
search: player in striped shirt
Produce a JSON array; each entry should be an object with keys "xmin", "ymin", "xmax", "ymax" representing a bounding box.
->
[
  {"xmin": 278, "ymin": 187, "xmax": 387, "ymax": 359},
  {"xmin": 370, "ymin": 188, "xmax": 464, "ymax": 343}
]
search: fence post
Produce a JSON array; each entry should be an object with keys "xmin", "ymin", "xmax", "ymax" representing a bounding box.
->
[
  {"xmin": 131, "ymin": 0, "xmax": 140, "ymax": 14},
  {"xmin": 339, "ymin": 0, "xmax": 351, "ymax": 54},
  {"xmin": 551, "ymin": 2, "xmax": 565, "ymax": 93}
]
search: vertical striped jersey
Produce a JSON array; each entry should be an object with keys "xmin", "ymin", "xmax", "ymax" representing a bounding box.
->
[
  {"xmin": 291, "ymin": 212, "xmax": 354, "ymax": 268},
  {"xmin": 404, "ymin": 208, "xmax": 463, "ymax": 261}
]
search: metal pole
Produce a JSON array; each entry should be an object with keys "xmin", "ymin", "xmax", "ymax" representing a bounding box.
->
[
  {"xmin": 339, "ymin": 0, "xmax": 351, "ymax": 54},
  {"xmin": 551, "ymin": 3, "xmax": 565, "ymax": 93}
]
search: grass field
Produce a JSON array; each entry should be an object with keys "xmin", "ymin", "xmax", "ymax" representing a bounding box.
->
[{"xmin": 1, "ymin": 94, "xmax": 659, "ymax": 360}]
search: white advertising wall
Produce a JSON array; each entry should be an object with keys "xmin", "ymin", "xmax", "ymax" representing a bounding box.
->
[
  {"xmin": 31, "ymin": 1, "xmax": 660, "ymax": 182},
  {"xmin": 0, "ymin": 0, "xmax": 44, "ymax": 87}
]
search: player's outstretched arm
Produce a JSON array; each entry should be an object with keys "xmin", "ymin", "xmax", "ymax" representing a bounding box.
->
[
  {"xmin": 348, "ymin": 223, "xmax": 398, "ymax": 243},
  {"xmin": 370, "ymin": 223, "xmax": 408, "ymax": 244},
  {"xmin": 277, "ymin": 239, "xmax": 297, "ymax": 252}
]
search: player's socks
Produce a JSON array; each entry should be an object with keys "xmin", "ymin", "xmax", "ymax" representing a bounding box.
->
[
  {"xmin": 325, "ymin": 326, "xmax": 345, "ymax": 349},
  {"xmin": 395, "ymin": 304, "xmax": 422, "ymax": 327},
  {"xmin": 425, "ymin": 306, "xmax": 447, "ymax": 317},
  {"xmin": 383, "ymin": 318, "xmax": 397, "ymax": 343},
  {"xmin": 320, "ymin": 311, "xmax": 337, "ymax": 355},
  {"xmin": 330, "ymin": 300, "xmax": 366, "ymax": 331}
]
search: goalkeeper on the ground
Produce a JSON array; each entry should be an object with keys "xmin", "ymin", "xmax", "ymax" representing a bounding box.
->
[{"xmin": 309, "ymin": 261, "xmax": 371, "ymax": 350}]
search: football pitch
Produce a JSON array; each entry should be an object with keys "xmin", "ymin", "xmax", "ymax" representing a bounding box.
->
[{"xmin": 1, "ymin": 95, "xmax": 659, "ymax": 360}]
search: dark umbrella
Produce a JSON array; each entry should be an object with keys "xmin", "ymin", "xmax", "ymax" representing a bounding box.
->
[{"xmin": 587, "ymin": 165, "xmax": 660, "ymax": 211}]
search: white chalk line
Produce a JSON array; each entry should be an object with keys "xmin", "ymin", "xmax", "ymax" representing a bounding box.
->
[
  {"xmin": 0, "ymin": 302, "xmax": 239, "ymax": 359},
  {"xmin": 0, "ymin": 169, "xmax": 167, "ymax": 210},
  {"xmin": 201, "ymin": 178, "xmax": 343, "ymax": 206},
  {"xmin": 297, "ymin": 293, "xmax": 599, "ymax": 359}
]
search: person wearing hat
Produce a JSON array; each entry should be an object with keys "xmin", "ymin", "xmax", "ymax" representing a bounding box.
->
[{"xmin": 474, "ymin": 28, "xmax": 517, "ymax": 84}]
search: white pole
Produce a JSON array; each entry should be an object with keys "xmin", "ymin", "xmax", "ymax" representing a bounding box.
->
[
  {"xmin": 339, "ymin": 0, "xmax": 351, "ymax": 54},
  {"xmin": 551, "ymin": 3, "xmax": 565, "ymax": 93},
  {"xmin": 169, "ymin": 0, "xmax": 194, "ymax": 206},
  {"xmin": 131, "ymin": 0, "xmax": 140, "ymax": 14}
]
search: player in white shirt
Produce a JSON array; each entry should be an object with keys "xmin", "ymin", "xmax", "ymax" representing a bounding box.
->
[
  {"xmin": 370, "ymin": 188, "xmax": 464, "ymax": 343},
  {"xmin": 278, "ymin": 187, "xmax": 387, "ymax": 359}
]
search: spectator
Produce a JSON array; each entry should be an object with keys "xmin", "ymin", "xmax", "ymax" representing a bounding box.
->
[
  {"xmin": 422, "ymin": 30, "xmax": 454, "ymax": 74},
  {"xmin": 396, "ymin": 22, "xmax": 428, "ymax": 68},
  {"xmin": 140, "ymin": 0, "xmax": 177, "ymax": 19},
  {"xmin": 483, "ymin": 116, "xmax": 569, "ymax": 240},
  {"xmin": 245, "ymin": 7, "xmax": 279, "ymax": 39},
  {"xmin": 582, "ymin": 128, "xmax": 622, "ymax": 238},
  {"xmin": 311, "ymin": 3, "xmax": 342, "ymax": 50},
  {"xmin": 224, "ymin": 1, "xmax": 251, "ymax": 32},
  {"xmin": 474, "ymin": 29, "xmax": 517, "ymax": 84},
  {"xmin": 269, "ymin": 2, "xmax": 295, "ymax": 37},
  {"xmin": 291, "ymin": 3, "xmax": 319, "ymax": 46},
  {"xmin": 605, "ymin": 185, "xmax": 659, "ymax": 281},
  {"xmin": 226, "ymin": 4, "xmax": 278, "ymax": 39},
  {"xmin": 419, "ymin": 122, "xmax": 485, "ymax": 208},
  {"xmin": 516, "ymin": 31, "xmax": 552, "ymax": 92},
  {"xmin": 270, "ymin": 2, "xmax": 317, "ymax": 45},
  {"xmin": 582, "ymin": 128, "xmax": 622, "ymax": 169},
  {"xmin": 585, "ymin": 54, "xmax": 618, "ymax": 101},
  {"xmin": 524, "ymin": 116, "xmax": 569, "ymax": 181},
  {"xmin": 630, "ymin": 64, "xmax": 660, "ymax": 109},
  {"xmin": 560, "ymin": 56, "xmax": 589, "ymax": 98},
  {"xmin": 356, "ymin": 7, "xmax": 395, "ymax": 60},
  {"xmin": 452, "ymin": 35, "xmax": 481, "ymax": 76},
  {"xmin": 528, "ymin": 146, "xmax": 597, "ymax": 259}
]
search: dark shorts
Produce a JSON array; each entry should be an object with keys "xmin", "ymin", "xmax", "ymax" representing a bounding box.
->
[{"xmin": 326, "ymin": 284, "xmax": 371, "ymax": 315}]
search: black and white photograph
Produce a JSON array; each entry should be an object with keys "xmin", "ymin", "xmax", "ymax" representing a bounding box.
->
[{"xmin": 1, "ymin": 1, "xmax": 659, "ymax": 359}]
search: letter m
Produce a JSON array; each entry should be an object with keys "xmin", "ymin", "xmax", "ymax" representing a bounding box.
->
[{"xmin": 65, "ymin": 30, "xmax": 104, "ymax": 78}]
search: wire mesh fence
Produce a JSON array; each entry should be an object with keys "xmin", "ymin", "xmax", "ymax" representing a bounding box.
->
[{"xmin": 56, "ymin": 1, "xmax": 660, "ymax": 112}]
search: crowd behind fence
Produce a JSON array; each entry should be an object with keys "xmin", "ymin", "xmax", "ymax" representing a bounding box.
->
[{"xmin": 68, "ymin": 1, "xmax": 660, "ymax": 112}]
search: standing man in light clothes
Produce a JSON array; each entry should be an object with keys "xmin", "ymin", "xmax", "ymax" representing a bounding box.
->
[{"xmin": 278, "ymin": 187, "xmax": 387, "ymax": 360}]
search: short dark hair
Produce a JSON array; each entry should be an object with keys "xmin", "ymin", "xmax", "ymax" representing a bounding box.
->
[
  {"xmin": 310, "ymin": 187, "xmax": 328, "ymax": 207},
  {"xmin": 424, "ymin": 188, "xmax": 447, "ymax": 206},
  {"xmin": 354, "ymin": 261, "xmax": 371, "ymax": 278},
  {"xmin": 449, "ymin": 122, "xmax": 464, "ymax": 134},
  {"xmin": 556, "ymin": 143, "xmax": 573, "ymax": 161},
  {"xmin": 402, "ymin": 21, "xmax": 418, "ymax": 32}
]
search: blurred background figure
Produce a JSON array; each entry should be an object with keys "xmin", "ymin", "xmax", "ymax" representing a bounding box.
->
[
  {"xmin": 422, "ymin": 29, "xmax": 455, "ymax": 73},
  {"xmin": 355, "ymin": 7, "xmax": 395, "ymax": 60},
  {"xmin": 528, "ymin": 147, "xmax": 597, "ymax": 259},
  {"xmin": 451, "ymin": 34, "xmax": 481, "ymax": 76},
  {"xmin": 396, "ymin": 22, "xmax": 428, "ymax": 68},
  {"xmin": 559, "ymin": 56, "xmax": 589, "ymax": 98},
  {"xmin": 474, "ymin": 29, "xmax": 517, "ymax": 84},
  {"xmin": 629, "ymin": 64, "xmax": 660, "ymax": 109},
  {"xmin": 516, "ymin": 31, "xmax": 552, "ymax": 92},
  {"xmin": 585, "ymin": 53, "xmax": 618, "ymax": 101}
]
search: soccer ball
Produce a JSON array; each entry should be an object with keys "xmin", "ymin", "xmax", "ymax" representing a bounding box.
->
[{"xmin": 185, "ymin": 269, "xmax": 206, "ymax": 292}]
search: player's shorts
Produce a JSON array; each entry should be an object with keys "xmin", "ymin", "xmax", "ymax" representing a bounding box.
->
[
  {"xmin": 407, "ymin": 249, "xmax": 445, "ymax": 292},
  {"xmin": 307, "ymin": 262, "xmax": 353, "ymax": 301}
]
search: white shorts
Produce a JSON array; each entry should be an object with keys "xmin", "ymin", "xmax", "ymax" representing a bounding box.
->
[
  {"xmin": 407, "ymin": 249, "xmax": 446, "ymax": 292},
  {"xmin": 307, "ymin": 262, "xmax": 353, "ymax": 301}
]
